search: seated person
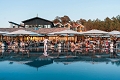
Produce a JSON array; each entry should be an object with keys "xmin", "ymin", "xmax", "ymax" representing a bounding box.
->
[{"xmin": 70, "ymin": 41, "xmax": 76, "ymax": 48}]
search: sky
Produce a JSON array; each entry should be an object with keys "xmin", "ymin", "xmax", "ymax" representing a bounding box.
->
[{"xmin": 0, "ymin": 0, "xmax": 120, "ymax": 28}]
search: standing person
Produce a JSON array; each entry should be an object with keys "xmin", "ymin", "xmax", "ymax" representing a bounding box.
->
[
  {"xmin": 43, "ymin": 36, "xmax": 49, "ymax": 57},
  {"xmin": 110, "ymin": 41, "xmax": 113, "ymax": 57},
  {"xmin": 1, "ymin": 41, "xmax": 5, "ymax": 57},
  {"xmin": 113, "ymin": 38, "xmax": 117, "ymax": 48},
  {"xmin": 97, "ymin": 39, "xmax": 100, "ymax": 48},
  {"xmin": 3, "ymin": 40, "xmax": 8, "ymax": 52},
  {"xmin": 105, "ymin": 39, "xmax": 109, "ymax": 48},
  {"xmin": 54, "ymin": 41, "xmax": 58, "ymax": 52},
  {"xmin": 57, "ymin": 41, "xmax": 61, "ymax": 57}
]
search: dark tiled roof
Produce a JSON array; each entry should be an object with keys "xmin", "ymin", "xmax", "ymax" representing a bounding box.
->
[{"xmin": 22, "ymin": 17, "xmax": 53, "ymax": 23}]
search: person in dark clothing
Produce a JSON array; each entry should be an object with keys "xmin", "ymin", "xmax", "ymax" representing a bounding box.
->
[
  {"xmin": 113, "ymin": 38, "xmax": 117, "ymax": 48},
  {"xmin": 113, "ymin": 50, "xmax": 118, "ymax": 58},
  {"xmin": 3, "ymin": 40, "xmax": 8, "ymax": 51}
]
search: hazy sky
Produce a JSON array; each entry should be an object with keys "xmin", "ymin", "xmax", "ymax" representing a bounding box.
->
[{"xmin": 0, "ymin": 0, "xmax": 120, "ymax": 28}]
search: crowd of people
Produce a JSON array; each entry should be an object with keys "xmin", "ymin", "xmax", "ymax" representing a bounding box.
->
[
  {"xmin": 0, "ymin": 37, "xmax": 119, "ymax": 58},
  {"xmin": 0, "ymin": 40, "xmax": 43, "ymax": 54},
  {"xmin": 48, "ymin": 38, "xmax": 117, "ymax": 49}
]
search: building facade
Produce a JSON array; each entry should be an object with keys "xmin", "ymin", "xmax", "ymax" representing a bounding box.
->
[{"xmin": 9, "ymin": 16, "xmax": 54, "ymax": 29}]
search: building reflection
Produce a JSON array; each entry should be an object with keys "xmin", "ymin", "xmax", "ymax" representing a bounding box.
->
[
  {"xmin": 25, "ymin": 59, "xmax": 53, "ymax": 71},
  {"xmin": 0, "ymin": 46, "xmax": 120, "ymax": 67}
]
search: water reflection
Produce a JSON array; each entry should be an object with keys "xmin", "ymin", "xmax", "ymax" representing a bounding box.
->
[
  {"xmin": 0, "ymin": 45, "xmax": 120, "ymax": 68},
  {"xmin": 25, "ymin": 59, "xmax": 53, "ymax": 70},
  {"xmin": 1, "ymin": 42, "xmax": 120, "ymax": 80}
]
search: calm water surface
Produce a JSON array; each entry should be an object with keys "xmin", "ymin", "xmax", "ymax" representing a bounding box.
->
[
  {"xmin": 1, "ymin": 44, "xmax": 120, "ymax": 80},
  {"xmin": 0, "ymin": 60, "xmax": 120, "ymax": 80}
]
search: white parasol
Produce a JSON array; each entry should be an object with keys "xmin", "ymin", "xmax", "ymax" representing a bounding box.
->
[
  {"xmin": 82, "ymin": 29, "xmax": 108, "ymax": 36},
  {"xmin": 48, "ymin": 29, "xmax": 83, "ymax": 35},
  {"xmin": 108, "ymin": 30, "xmax": 120, "ymax": 35},
  {"xmin": 6, "ymin": 29, "xmax": 39, "ymax": 35},
  {"xmin": 48, "ymin": 29, "xmax": 83, "ymax": 42}
]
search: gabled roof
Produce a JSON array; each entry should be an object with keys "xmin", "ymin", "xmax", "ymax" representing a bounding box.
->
[
  {"xmin": 8, "ymin": 21, "xmax": 21, "ymax": 26},
  {"xmin": 22, "ymin": 17, "xmax": 53, "ymax": 23}
]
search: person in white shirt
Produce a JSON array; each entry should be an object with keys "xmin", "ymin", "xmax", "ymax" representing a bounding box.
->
[
  {"xmin": 110, "ymin": 42, "xmax": 114, "ymax": 56},
  {"xmin": 1, "ymin": 42, "xmax": 5, "ymax": 49},
  {"xmin": 58, "ymin": 41, "xmax": 61, "ymax": 53},
  {"xmin": 110, "ymin": 42, "xmax": 113, "ymax": 49},
  {"xmin": 43, "ymin": 37, "xmax": 49, "ymax": 57},
  {"xmin": 1, "ymin": 42, "xmax": 5, "ymax": 53}
]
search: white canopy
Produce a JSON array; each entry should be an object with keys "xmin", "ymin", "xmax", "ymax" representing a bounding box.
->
[
  {"xmin": 0, "ymin": 31, "xmax": 9, "ymax": 41},
  {"xmin": 82, "ymin": 29, "xmax": 108, "ymax": 36},
  {"xmin": 108, "ymin": 30, "xmax": 120, "ymax": 35},
  {"xmin": 0, "ymin": 31, "xmax": 9, "ymax": 34},
  {"xmin": 48, "ymin": 29, "xmax": 82, "ymax": 42},
  {"xmin": 108, "ymin": 30, "xmax": 120, "ymax": 37},
  {"xmin": 48, "ymin": 29, "xmax": 83, "ymax": 35},
  {"xmin": 6, "ymin": 29, "xmax": 39, "ymax": 35}
]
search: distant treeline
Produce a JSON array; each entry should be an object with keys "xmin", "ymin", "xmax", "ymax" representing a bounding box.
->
[
  {"xmin": 81, "ymin": 15, "xmax": 120, "ymax": 31},
  {"xmin": 53, "ymin": 15, "xmax": 120, "ymax": 31}
]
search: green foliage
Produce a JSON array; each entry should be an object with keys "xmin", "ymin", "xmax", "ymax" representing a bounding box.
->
[
  {"xmin": 53, "ymin": 15, "xmax": 120, "ymax": 31},
  {"xmin": 79, "ymin": 15, "xmax": 120, "ymax": 31}
]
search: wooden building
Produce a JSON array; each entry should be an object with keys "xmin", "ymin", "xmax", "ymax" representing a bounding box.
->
[
  {"xmin": 22, "ymin": 17, "xmax": 54, "ymax": 28},
  {"xmin": 9, "ymin": 16, "xmax": 54, "ymax": 29}
]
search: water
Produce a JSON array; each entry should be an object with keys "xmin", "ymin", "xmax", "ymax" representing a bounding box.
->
[
  {"xmin": 0, "ymin": 46, "xmax": 120, "ymax": 80},
  {"xmin": 0, "ymin": 59, "xmax": 120, "ymax": 80}
]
